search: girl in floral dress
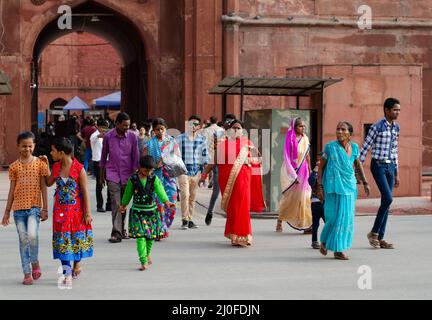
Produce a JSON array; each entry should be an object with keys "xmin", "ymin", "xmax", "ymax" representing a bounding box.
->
[
  {"xmin": 119, "ymin": 155, "xmax": 175, "ymax": 270},
  {"xmin": 44, "ymin": 137, "xmax": 93, "ymax": 287}
]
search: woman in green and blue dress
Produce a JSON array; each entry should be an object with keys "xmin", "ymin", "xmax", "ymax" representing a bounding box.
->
[{"xmin": 318, "ymin": 122, "xmax": 370, "ymax": 260}]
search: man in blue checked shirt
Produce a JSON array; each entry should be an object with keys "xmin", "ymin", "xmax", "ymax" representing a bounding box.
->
[
  {"xmin": 176, "ymin": 115, "xmax": 209, "ymax": 230},
  {"xmin": 359, "ymin": 97, "xmax": 401, "ymax": 250}
]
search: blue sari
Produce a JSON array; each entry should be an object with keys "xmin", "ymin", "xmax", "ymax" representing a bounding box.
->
[
  {"xmin": 320, "ymin": 141, "xmax": 358, "ymax": 252},
  {"xmin": 145, "ymin": 136, "xmax": 179, "ymax": 237}
]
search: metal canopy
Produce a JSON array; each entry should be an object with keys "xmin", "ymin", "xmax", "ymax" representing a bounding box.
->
[
  {"xmin": 209, "ymin": 77, "xmax": 342, "ymax": 96},
  {"xmin": 0, "ymin": 71, "xmax": 12, "ymax": 95}
]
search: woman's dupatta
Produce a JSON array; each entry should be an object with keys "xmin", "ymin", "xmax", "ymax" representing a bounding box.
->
[
  {"xmin": 280, "ymin": 118, "xmax": 310, "ymax": 194},
  {"xmin": 221, "ymin": 143, "xmax": 250, "ymax": 212},
  {"xmin": 220, "ymin": 137, "xmax": 265, "ymax": 213}
]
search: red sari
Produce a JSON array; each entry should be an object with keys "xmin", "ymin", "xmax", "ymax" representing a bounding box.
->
[{"xmin": 217, "ymin": 137, "xmax": 265, "ymax": 246}]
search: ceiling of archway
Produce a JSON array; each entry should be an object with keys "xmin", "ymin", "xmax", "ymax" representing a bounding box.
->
[{"xmin": 33, "ymin": 1, "xmax": 145, "ymax": 66}]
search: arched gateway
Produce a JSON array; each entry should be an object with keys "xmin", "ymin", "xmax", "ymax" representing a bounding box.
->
[
  {"xmin": 31, "ymin": 1, "xmax": 147, "ymax": 133},
  {"xmin": 0, "ymin": 0, "xmax": 222, "ymax": 165}
]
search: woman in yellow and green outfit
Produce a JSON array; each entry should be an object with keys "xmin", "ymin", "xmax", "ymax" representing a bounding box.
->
[{"xmin": 120, "ymin": 155, "xmax": 175, "ymax": 271}]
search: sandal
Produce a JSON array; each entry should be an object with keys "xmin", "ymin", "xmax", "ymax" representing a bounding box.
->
[
  {"xmin": 31, "ymin": 267, "xmax": 42, "ymax": 281},
  {"xmin": 380, "ymin": 240, "xmax": 394, "ymax": 249},
  {"xmin": 334, "ymin": 252, "xmax": 349, "ymax": 260},
  {"xmin": 139, "ymin": 264, "xmax": 149, "ymax": 271},
  {"xmin": 23, "ymin": 274, "xmax": 33, "ymax": 285},
  {"xmin": 276, "ymin": 220, "xmax": 283, "ymax": 233},
  {"xmin": 319, "ymin": 243, "xmax": 328, "ymax": 256},
  {"xmin": 72, "ymin": 268, "xmax": 82, "ymax": 279},
  {"xmin": 367, "ymin": 232, "xmax": 380, "ymax": 248},
  {"xmin": 63, "ymin": 275, "xmax": 73, "ymax": 288}
]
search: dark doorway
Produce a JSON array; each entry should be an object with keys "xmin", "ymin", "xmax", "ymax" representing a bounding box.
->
[
  {"xmin": 31, "ymin": 1, "xmax": 147, "ymax": 133},
  {"xmin": 49, "ymin": 98, "xmax": 68, "ymax": 110}
]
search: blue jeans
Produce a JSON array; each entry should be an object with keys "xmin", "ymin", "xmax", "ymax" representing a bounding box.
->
[
  {"xmin": 207, "ymin": 166, "xmax": 220, "ymax": 214},
  {"xmin": 84, "ymin": 148, "xmax": 92, "ymax": 173},
  {"xmin": 13, "ymin": 208, "xmax": 41, "ymax": 274},
  {"xmin": 370, "ymin": 159, "xmax": 396, "ymax": 240}
]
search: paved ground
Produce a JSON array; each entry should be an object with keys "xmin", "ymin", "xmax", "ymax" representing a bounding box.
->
[{"xmin": 1, "ymin": 172, "xmax": 432, "ymax": 300}]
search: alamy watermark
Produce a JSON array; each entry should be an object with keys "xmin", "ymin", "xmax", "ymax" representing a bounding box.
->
[
  {"xmin": 357, "ymin": 265, "xmax": 373, "ymax": 290},
  {"xmin": 357, "ymin": 5, "xmax": 372, "ymax": 30},
  {"xmin": 57, "ymin": 5, "xmax": 72, "ymax": 30}
]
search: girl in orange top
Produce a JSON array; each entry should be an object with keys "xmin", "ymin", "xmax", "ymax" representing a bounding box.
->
[{"xmin": 1, "ymin": 132, "xmax": 49, "ymax": 285}]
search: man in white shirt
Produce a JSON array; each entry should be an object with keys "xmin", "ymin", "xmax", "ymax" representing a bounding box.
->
[
  {"xmin": 90, "ymin": 119, "xmax": 111, "ymax": 212},
  {"xmin": 201, "ymin": 116, "xmax": 225, "ymax": 225}
]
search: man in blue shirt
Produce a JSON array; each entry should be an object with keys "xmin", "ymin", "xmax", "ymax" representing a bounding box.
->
[
  {"xmin": 360, "ymin": 97, "xmax": 401, "ymax": 249},
  {"xmin": 176, "ymin": 115, "xmax": 209, "ymax": 230}
]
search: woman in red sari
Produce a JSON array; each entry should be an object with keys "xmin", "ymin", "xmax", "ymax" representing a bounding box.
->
[{"xmin": 200, "ymin": 120, "xmax": 265, "ymax": 247}]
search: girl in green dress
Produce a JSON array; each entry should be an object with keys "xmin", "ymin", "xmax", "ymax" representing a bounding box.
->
[{"xmin": 120, "ymin": 156, "xmax": 175, "ymax": 270}]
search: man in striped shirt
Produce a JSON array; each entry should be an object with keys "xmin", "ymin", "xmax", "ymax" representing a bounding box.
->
[
  {"xmin": 176, "ymin": 115, "xmax": 209, "ymax": 230},
  {"xmin": 359, "ymin": 97, "xmax": 401, "ymax": 250}
]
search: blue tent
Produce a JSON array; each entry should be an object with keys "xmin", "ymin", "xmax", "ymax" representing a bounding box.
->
[
  {"xmin": 63, "ymin": 96, "xmax": 90, "ymax": 110},
  {"xmin": 94, "ymin": 91, "xmax": 121, "ymax": 108}
]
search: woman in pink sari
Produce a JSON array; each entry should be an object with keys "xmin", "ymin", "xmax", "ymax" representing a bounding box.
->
[
  {"xmin": 200, "ymin": 120, "xmax": 265, "ymax": 246},
  {"xmin": 277, "ymin": 117, "xmax": 313, "ymax": 232}
]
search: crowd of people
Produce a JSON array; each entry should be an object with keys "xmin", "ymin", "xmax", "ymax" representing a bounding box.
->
[{"xmin": 1, "ymin": 97, "xmax": 401, "ymax": 286}]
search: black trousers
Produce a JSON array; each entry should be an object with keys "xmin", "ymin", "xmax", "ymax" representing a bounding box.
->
[
  {"xmin": 311, "ymin": 202, "xmax": 325, "ymax": 242},
  {"xmin": 93, "ymin": 161, "xmax": 111, "ymax": 209}
]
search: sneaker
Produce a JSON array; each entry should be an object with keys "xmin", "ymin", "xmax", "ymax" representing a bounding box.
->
[
  {"xmin": 97, "ymin": 207, "xmax": 106, "ymax": 213},
  {"xmin": 188, "ymin": 221, "xmax": 199, "ymax": 229},
  {"xmin": 181, "ymin": 220, "xmax": 189, "ymax": 230},
  {"xmin": 311, "ymin": 241, "xmax": 320, "ymax": 249},
  {"xmin": 205, "ymin": 213, "xmax": 213, "ymax": 226}
]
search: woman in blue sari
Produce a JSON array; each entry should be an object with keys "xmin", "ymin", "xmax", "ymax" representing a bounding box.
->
[
  {"xmin": 143, "ymin": 118, "xmax": 180, "ymax": 238},
  {"xmin": 318, "ymin": 122, "xmax": 370, "ymax": 260}
]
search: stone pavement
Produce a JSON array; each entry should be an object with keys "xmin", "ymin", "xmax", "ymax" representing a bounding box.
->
[{"xmin": 1, "ymin": 172, "xmax": 432, "ymax": 300}]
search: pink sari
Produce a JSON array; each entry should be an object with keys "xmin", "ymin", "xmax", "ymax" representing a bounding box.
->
[{"xmin": 278, "ymin": 118, "xmax": 312, "ymax": 230}]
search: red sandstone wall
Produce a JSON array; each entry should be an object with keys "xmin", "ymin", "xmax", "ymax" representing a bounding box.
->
[
  {"xmin": 232, "ymin": 0, "xmax": 432, "ymax": 171},
  {"xmin": 239, "ymin": 0, "xmax": 432, "ymax": 18},
  {"xmin": 285, "ymin": 64, "xmax": 422, "ymax": 198},
  {"xmin": 38, "ymin": 33, "xmax": 121, "ymax": 110},
  {"xmin": 324, "ymin": 64, "xmax": 422, "ymax": 198}
]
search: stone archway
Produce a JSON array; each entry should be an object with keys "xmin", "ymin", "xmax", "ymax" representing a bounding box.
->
[
  {"xmin": 49, "ymin": 97, "xmax": 68, "ymax": 110},
  {"xmin": 30, "ymin": 0, "xmax": 150, "ymax": 133},
  {"xmin": 1, "ymin": 0, "xmax": 189, "ymax": 164}
]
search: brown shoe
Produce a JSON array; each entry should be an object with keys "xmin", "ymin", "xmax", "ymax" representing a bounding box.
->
[
  {"xmin": 367, "ymin": 232, "xmax": 380, "ymax": 248},
  {"xmin": 379, "ymin": 240, "xmax": 394, "ymax": 249},
  {"xmin": 334, "ymin": 252, "xmax": 349, "ymax": 260}
]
